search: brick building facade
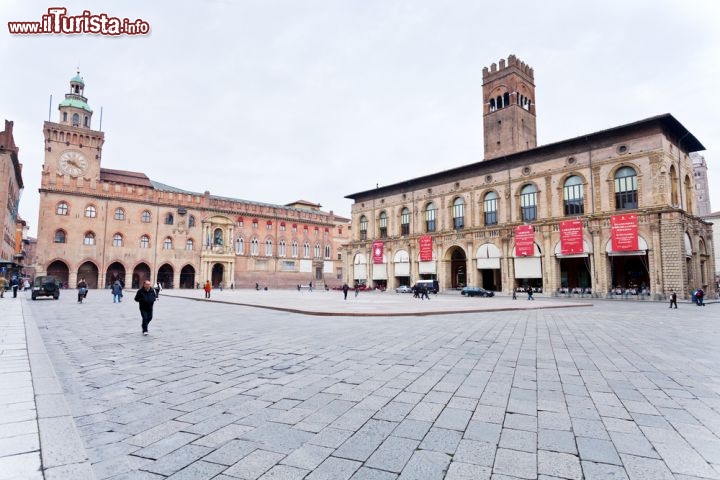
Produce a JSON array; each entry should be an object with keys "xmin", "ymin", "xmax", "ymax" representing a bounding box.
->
[
  {"xmin": 344, "ymin": 55, "xmax": 715, "ymax": 299},
  {"xmin": 0, "ymin": 119, "xmax": 25, "ymax": 278},
  {"xmin": 34, "ymin": 74, "xmax": 350, "ymax": 290}
]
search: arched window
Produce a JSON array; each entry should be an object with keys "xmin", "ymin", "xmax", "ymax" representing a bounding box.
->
[
  {"xmin": 140, "ymin": 235, "xmax": 150, "ymax": 249},
  {"xmin": 425, "ymin": 203, "xmax": 437, "ymax": 232},
  {"xmin": 563, "ymin": 176, "xmax": 584, "ymax": 215},
  {"xmin": 163, "ymin": 237, "xmax": 173, "ymax": 249},
  {"xmin": 489, "ymin": 98, "xmax": 496, "ymax": 112},
  {"xmin": 520, "ymin": 184, "xmax": 538, "ymax": 221},
  {"xmin": 141, "ymin": 210, "xmax": 151, "ymax": 223},
  {"xmin": 483, "ymin": 191, "xmax": 498, "ymax": 225},
  {"xmin": 251, "ymin": 238, "xmax": 259, "ymax": 256},
  {"xmin": 291, "ymin": 241, "xmax": 298, "ymax": 258},
  {"xmin": 85, "ymin": 205, "xmax": 97, "ymax": 218},
  {"xmin": 614, "ymin": 167, "xmax": 637, "ymax": 210},
  {"xmin": 279, "ymin": 240, "xmax": 286, "ymax": 257},
  {"xmin": 62, "ymin": 112, "xmax": 67, "ymax": 123},
  {"xmin": 186, "ymin": 239, "xmax": 194, "ymax": 251},
  {"xmin": 684, "ymin": 175, "xmax": 693, "ymax": 213},
  {"xmin": 72, "ymin": 113, "xmax": 80, "ymax": 126},
  {"xmin": 400, "ymin": 207, "xmax": 410, "ymax": 236},
  {"xmin": 325, "ymin": 244, "xmax": 331, "ymax": 259},
  {"xmin": 503, "ymin": 92, "xmax": 510, "ymax": 108},
  {"xmin": 265, "ymin": 239, "xmax": 273, "ymax": 256},
  {"xmin": 83, "ymin": 231, "xmax": 96, "ymax": 245},
  {"xmin": 378, "ymin": 211, "xmax": 388, "ymax": 238},
  {"xmin": 114, "ymin": 208, "xmax": 125, "ymax": 221},
  {"xmin": 83, "ymin": 116, "xmax": 89, "ymax": 127},
  {"xmin": 56, "ymin": 202, "xmax": 69, "ymax": 215},
  {"xmin": 452, "ymin": 198, "xmax": 465, "ymax": 230},
  {"xmin": 235, "ymin": 238, "xmax": 244, "ymax": 255},
  {"xmin": 359, "ymin": 215, "xmax": 368, "ymax": 240},
  {"xmin": 165, "ymin": 213, "xmax": 174, "ymax": 225},
  {"xmin": 303, "ymin": 242, "xmax": 310, "ymax": 258},
  {"xmin": 314, "ymin": 243, "xmax": 321, "ymax": 258},
  {"xmin": 112, "ymin": 233, "xmax": 123, "ymax": 247},
  {"xmin": 188, "ymin": 215, "xmax": 196, "ymax": 228},
  {"xmin": 54, "ymin": 230, "xmax": 66, "ymax": 243}
]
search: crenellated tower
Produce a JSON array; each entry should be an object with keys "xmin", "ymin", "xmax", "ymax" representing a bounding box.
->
[
  {"xmin": 42, "ymin": 72, "xmax": 105, "ymax": 183},
  {"xmin": 482, "ymin": 54, "xmax": 537, "ymax": 159}
]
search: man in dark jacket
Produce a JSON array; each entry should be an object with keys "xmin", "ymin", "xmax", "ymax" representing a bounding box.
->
[{"xmin": 134, "ymin": 280, "xmax": 157, "ymax": 335}]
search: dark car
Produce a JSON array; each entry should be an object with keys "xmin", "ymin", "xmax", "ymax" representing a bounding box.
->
[
  {"xmin": 460, "ymin": 286, "xmax": 495, "ymax": 297},
  {"xmin": 31, "ymin": 275, "xmax": 61, "ymax": 300}
]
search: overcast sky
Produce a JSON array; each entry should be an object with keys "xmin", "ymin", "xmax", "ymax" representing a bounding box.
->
[{"xmin": 3, "ymin": 0, "xmax": 720, "ymax": 236}]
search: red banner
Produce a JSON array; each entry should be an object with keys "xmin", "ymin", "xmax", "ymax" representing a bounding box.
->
[
  {"xmin": 611, "ymin": 214, "xmax": 638, "ymax": 251},
  {"xmin": 560, "ymin": 220, "xmax": 584, "ymax": 254},
  {"xmin": 514, "ymin": 225, "xmax": 535, "ymax": 256},
  {"xmin": 419, "ymin": 235, "xmax": 433, "ymax": 262},
  {"xmin": 372, "ymin": 241, "xmax": 384, "ymax": 264}
]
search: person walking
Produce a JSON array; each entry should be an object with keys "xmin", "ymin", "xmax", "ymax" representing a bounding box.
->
[
  {"xmin": 526, "ymin": 285, "xmax": 534, "ymax": 301},
  {"xmin": 204, "ymin": 280, "xmax": 212, "ymax": 299},
  {"xmin": 112, "ymin": 280, "xmax": 123, "ymax": 303},
  {"xmin": 342, "ymin": 283, "xmax": 349, "ymax": 300},
  {"xmin": 696, "ymin": 287, "xmax": 705, "ymax": 306},
  {"xmin": 308, "ymin": 281, "xmax": 313, "ymax": 292},
  {"xmin": 669, "ymin": 291, "xmax": 677, "ymax": 309},
  {"xmin": 11, "ymin": 277, "xmax": 19, "ymax": 298},
  {"xmin": 134, "ymin": 280, "xmax": 157, "ymax": 335},
  {"xmin": 154, "ymin": 281, "xmax": 162, "ymax": 300},
  {"xmin": 77, "ymin": 278, "xmax": 88, "ymax": 303},
  {"xmin": 354, "ymin": 284, "xmax": 360, "ymax": 298},
  {"xmin": 0, "ymin": 276, "xmax": 8, "ymax": 298}
]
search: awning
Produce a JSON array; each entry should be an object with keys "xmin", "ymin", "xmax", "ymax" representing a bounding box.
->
[
  {"xmin": 419, "ymin": 261, "xmax": 436, "ymax": 274},
  {"xmin": 514, "ymin": 257, "xmax": 542, "ymax": 278},
  {"xmin": 372, "ymin": 264, "xmax": 388, "ymax": 280},
  {"xmin": 394, "ymin": 262, "xmax": 410, "ymax": 276},
  {"xmin": 354, "ymin": 264, "xmax": 367, "ymax": 280}
]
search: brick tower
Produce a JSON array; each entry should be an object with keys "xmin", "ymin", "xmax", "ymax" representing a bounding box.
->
[{"xmin": 482, "ymin": 54, "xmax": 537, "ymax": 159}]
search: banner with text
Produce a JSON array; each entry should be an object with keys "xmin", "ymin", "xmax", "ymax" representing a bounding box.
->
[
  {"xmin": 372, "ymin": 241, "xmax": 384, "ymax": 264},
  {"xmin": 611, "ymin": 214, "xmax": 639, "ymax": 251},
  {"xmin": 560, "ymin": 220, "xmax": 584, "ymax": 254},
  {"xmin": 514, "ymin": 225, "xmax": 535, "ymax": 256},
  {"xmin": 419, "ymin": 235, "xmax": 433, "ymax": 262}
]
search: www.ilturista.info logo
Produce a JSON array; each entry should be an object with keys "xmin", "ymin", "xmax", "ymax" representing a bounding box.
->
[{"xmin": 8, "ymin": 8, "xmax": 150, "ymax": 35}]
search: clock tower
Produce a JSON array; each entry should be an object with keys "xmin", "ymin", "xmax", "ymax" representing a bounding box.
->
[{"xmin": 42, "ymin": 72, "xmax": 104, "ymax": 185}]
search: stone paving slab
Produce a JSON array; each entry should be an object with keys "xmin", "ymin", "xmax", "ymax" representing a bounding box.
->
[{"xmin": 13, "ymin": 289, "xmax": 720, "ymax": 478}]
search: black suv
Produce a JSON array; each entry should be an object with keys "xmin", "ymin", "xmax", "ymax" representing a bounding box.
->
[{"xmin": 31, "ymin": 276, "xmax": 61, "ymax": 300}]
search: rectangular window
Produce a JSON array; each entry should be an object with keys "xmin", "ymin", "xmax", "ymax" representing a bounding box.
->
[
  {"xmin": 520, "ymin": 192, "xmax": 537, "ymax": 222},
  {"xmin": 425, "ymin": 208, "xmax": 436, "ymax": 233}
]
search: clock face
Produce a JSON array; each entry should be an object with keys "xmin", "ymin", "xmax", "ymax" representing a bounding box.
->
[{"xmin": 58, "ymin": 150, "xmax": 88, "ymax": 177}]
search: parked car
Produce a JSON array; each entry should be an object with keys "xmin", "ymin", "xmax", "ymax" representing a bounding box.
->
[
  {"xmin": 395, "ymin": 285, "xmax": 413, "ymax": 293},
  {"xmin": 460, "ymin": 286, "xmax": 495, "ymax": 297},
  {"xmin": 31, "ymin": 275, "xmax": 61, "ymax": 300}
]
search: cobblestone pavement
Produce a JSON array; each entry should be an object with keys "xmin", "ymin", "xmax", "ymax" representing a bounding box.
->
[{"xmin": 19, "ymin": 290, "xmax": 720, "ymax": 479}]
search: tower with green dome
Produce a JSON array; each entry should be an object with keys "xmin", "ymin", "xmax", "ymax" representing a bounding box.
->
[
  {"xmin": 42, "ymin": 71, "xmax": 105, "ymax": 185},
  {"xmin": 58, "ymin": 71, "xmax": 94, "ymax": 129}
]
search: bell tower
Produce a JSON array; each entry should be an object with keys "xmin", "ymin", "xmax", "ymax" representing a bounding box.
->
[
  {"xmin": 42, "ymin": 72, "xmax": 104, "ymax": 182},
  {"xmin": 482, "ymin": 55, "xmax": 537, "ymax": 160}
]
